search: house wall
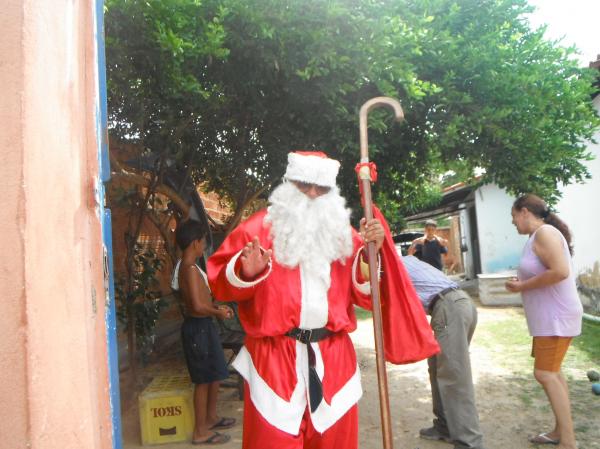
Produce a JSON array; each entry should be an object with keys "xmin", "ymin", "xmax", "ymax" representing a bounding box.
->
[
  {"xmin": 0, "ymin": 1, "xmax": 113, "ymax": 448},
  {"xmin": 474, "ymin": 184, "xmax": 528, "ymax": 273},
  {"xmin": 459, "ymin": 207, "xmax": 475, "ymax": 279},
  {"xmin": 0, "ymin": 1, "xmax": 28, "ymax": 445},
  {"xmin": 557, "ymin": 94, "xmax": 600, "ymax": 276},
  {"xmin": 557, "ymin": 94, "xmax": 600, "ymax": 313},
  {"xmin": 447, "ymin": 216, "xmax": 464, "ymax": 274},
  {"xmin": 202, "ymin": 190, "xmax": 232, "ymax": 225}
]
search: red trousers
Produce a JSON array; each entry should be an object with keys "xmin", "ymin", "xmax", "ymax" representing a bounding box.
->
[{"xmin": 241, "ymin": 383, "xmax": 358, "ymax": 449}]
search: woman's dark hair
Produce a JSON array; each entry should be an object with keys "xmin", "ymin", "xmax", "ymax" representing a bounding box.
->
[
  {"xmin": 513, "ymin": 194, "xmax": 573, "ymax": 255},
  {"xmin": 175, "ymin": 219, "xmax": 209, "ymax": 251}
]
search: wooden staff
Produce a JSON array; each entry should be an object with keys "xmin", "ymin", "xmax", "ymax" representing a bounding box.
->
[{"xmin": 358, "ymin": 97, "xmax": 404, "ymax": 449}]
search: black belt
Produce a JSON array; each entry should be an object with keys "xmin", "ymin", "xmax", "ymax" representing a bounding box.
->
[
  {"xmin": 286, "ymin": 327, "xmax": 334, "ymax": 412},
  {"xmin": 429, "ymin": 286, "xmax": 459, "ymax": 312},
  {"xmin": 286, "ymin": 327, "xmax": 333, "ymax": 344}
]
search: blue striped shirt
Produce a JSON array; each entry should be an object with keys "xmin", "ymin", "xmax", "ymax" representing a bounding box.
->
[{"xmin": 402, "ymin": 255, "xmax": 458, "ymax": 309}]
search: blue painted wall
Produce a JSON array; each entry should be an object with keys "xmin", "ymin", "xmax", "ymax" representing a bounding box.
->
[{"xmin": 95, "ymin": 0, "xmax": 123, "ymax": 447}]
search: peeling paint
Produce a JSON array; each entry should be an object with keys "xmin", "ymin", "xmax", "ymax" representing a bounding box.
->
[{"xmin": 91, "ymin": 286, "xmax": 97, "ymax": 315}]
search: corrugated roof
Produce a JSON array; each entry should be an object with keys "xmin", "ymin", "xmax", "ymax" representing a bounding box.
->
[{"xmin": 405, "ymin": 183, "xmax": 476, "ymax": 223}]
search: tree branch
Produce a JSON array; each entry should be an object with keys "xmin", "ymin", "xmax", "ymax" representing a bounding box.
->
[
  {"xmin": 111, "ymin": 171, "xmax": 191, "ymax": 217},
  {"xmin": 109, "ymin": 150, "xmax": 191, "ymax": 216},
  {"xmin": 225, "ymin": 183, "xmax": 271, "ymax": 235}
]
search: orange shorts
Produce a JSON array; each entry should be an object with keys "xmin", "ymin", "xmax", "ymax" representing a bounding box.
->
[{"xmin": 531, "ymin": 336, "xmax": 572, "ymax": 372}]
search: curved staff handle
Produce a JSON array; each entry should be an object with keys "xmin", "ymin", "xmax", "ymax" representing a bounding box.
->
[
  {"xmin": 360, "ymin": 97, "xmax": 404, "ymax": 162},
  {"xmin": 358, "ymin": 96, "xmax": 403, "ymax": 449}
]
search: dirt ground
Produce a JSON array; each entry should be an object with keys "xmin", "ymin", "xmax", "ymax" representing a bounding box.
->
[{"xmin": 121, "ymin": 303, "xmax": 600, "ymax": 449}]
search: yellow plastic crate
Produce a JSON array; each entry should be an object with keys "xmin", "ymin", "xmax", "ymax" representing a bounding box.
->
[{"xmin": 139, "ymin": 375, "xmax": 195, "ymax": 445}]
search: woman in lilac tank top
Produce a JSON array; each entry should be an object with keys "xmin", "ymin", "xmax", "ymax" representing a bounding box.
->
[{"xmin": 505, "ymin": 194, "xmax": 582, "ymax": 449}]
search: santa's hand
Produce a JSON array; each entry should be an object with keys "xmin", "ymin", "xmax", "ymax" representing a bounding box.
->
[
  {"xmin": 240, "ymin": 236, "xmax": 272, "ymax": 279},
  {"xmin": 360, "ymin": 218, "xmax": 385, "ymax": 251}
]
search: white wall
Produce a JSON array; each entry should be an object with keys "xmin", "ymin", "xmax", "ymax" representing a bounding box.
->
[
  {"xmin": 474, "ymin": 184, "xmax": 528, "ymax": 273},
  {"xmin": 459, "ymin": 207, "xmax": 475, "ymax": 279},
  {"xmin": 471, "ymin": 94, "xmax": 600, "ymax": 279},
  {"xmin": 556, "ymin": 95, "xmax": 600, "ymax": 277}
]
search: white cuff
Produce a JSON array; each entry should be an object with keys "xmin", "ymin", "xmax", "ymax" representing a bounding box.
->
[
  {"xmin": 352, "ymin": 246, "xmax": 380, "ymax": 295},
  {"xmin": 225, "ymin": 249, "xmax": 272, "ymax": 288}
]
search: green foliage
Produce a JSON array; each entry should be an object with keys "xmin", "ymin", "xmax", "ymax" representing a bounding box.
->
[
  {"xmin": 354, "ymin": 306, "xmax": 372, "ymax": 321},
  {"xmin": 572, "ymin": 320, "xmax": 600, "ymax": 366},
  {"xmin": 105, "ymin": 0, "xmax": 600, "ymax": 224},
  {"xmin": 366, "ymin": 0, "xmax": 600, "ymax": 210},
  {"xmin": 474, "ymin": 308, "xmax": 600, "ymax": 446},
  {"xmin": 115, "ymin": 244, "xmax": 167, "ymax": 360},
  {"xmin": 105, "ymin": 0, "xmax": 229, "ymax": 149},
  {"xmin": 477, "ymin": 309, "xmax": 600, "ymax": 369}
]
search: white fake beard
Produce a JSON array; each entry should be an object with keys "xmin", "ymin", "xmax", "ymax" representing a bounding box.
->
[{"xmin": 264, "ymin": 182, "xmax": 354, "ymax": 287}]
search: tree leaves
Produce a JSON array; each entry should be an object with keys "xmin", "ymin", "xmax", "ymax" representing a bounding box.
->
[{"xmin": 106, "ymin": 0, "xmax": 600, "ymax": 229}]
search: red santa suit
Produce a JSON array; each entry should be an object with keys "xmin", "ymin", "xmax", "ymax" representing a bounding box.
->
[{"xmin": 207, "ymin": 152, "xmax": 438, "ymax": 449}]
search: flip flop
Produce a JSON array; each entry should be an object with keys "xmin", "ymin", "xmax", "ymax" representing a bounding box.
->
[
  {"xmin": 192, "ymin": 432, "xmax": 231, "ymax": 445},
  {"xmin": 528, "ymin": 432, "xmax": 559, "ymax": 445},
  {"xmin": 210, "ymin": 417, "xmax": 236, "ymax": 430}
]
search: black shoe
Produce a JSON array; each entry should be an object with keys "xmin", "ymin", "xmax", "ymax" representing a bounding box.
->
[{"xmin": 419, "ymin": 426, "xmax": 452, "ymax": 442}]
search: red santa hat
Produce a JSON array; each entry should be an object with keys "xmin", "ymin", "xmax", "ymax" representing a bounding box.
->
[{"xmin": 284, "ymin": 151, "xmax": 340, "ymax": 188}]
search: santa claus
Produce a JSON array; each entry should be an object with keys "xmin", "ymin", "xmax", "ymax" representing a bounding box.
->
[{"xmin": 207, "ymin": 151, "xmax": 437, "ymax": 449}]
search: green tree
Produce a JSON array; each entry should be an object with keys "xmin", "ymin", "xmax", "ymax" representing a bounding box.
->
[
  {"xmin": 106, "ymin": 0, "xmax": 228, "ymax": 378},
  {"xmin": 106, "ymin": 0, "xmax": 599, "ymax": 226},
  {"xmin": 105, "ymin": 0, "xmax": 600, "ymax": 376},
  {"xmin": 356, "ymin": 0, "xmax": 600, "ymax": 218}
]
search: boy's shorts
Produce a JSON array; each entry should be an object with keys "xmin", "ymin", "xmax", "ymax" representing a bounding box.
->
[
  {"xmin": 531, "ymin": 336, "xmax": 572, "ymax": 372},
  {"xmin": 181, "ymin": 316, "xmax": 229, "ymax": 384}
]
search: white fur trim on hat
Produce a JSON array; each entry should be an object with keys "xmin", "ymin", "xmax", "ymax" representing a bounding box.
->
[{"xmin": 284, "ymin": 152, "xmax": 340, "ymax": 188}]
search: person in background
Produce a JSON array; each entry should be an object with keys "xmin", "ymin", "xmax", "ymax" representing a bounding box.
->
[
  {"xmin": 402, "ymin": 255, "xmax": 486, "ymax": 449},
  {"xmin": 172, "ymin": 219, "xmax": 236, "ymax": 445},
  {"xmin": 408, "ymin": 218, "xmax": 448, "ymax": 270},
  {"xmin": 505, "ymin": 194, "xmax": 582, "ymax": 449}
]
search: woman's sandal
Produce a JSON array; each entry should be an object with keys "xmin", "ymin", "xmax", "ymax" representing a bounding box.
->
[
  {"xmin": 192, "ymin": 432, "xmax": 231, "ymax": 445},
  {"xmin": 528, "ymin": 432, "xmax": 560, "ymax": 445}
]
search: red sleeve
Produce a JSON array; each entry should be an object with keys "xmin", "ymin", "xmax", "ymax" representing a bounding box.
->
[{"xmin": 206, "ymin": 211, "xmax": 271, "ymax": 302}]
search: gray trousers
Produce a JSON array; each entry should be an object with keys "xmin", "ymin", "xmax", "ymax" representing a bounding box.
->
[{"xmin": 428, "ymin": 289, "xmax": 485, "ymax": 449}]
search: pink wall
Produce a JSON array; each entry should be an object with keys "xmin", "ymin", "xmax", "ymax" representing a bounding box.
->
[
  {"xmin": 1, "ymin": 1, "xmax": 113, "ymax": 448},
  {"xmin": 0, "ymin": 0, "xmax": 29, "ymax": 446}
]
